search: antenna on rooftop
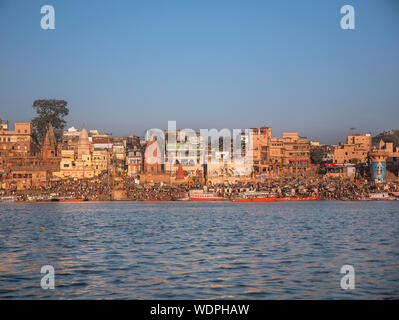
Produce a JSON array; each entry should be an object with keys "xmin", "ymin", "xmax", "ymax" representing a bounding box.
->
[{"xmin": 350, "ymin": 127, "xmax": 356, "ymax": 135}]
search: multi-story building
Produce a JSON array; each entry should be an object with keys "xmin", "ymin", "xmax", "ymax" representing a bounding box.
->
[
  {"xmin": 143, "ymin": 137, "xmax": 163, "ymax": 174},
  {"xmin": 126, "ymin": 143, "xmax": 143, "ymax": 177},
  {"xmin": 269, "ymin": 132, "xmax": 311, "ymax": 175},
  {"xmin": 55, "ymin": 125, "xmax": 108, "ymax": 179},
  {"xmin": 0, "ymin": 121, "xmax": 38, "ymax": 156},
  {"xmin": 164, "ymin": 129, "xmax": 204, "ymax": 178},
  {"xmin": 61, "ymin": 126, "xmax": 81, "ymax": 151},
  {"xmin": 0, "ymin": 123, "xmax": 60, "ymax": 190},
  {"xmin": 112, "ymin": 138, "xmax": 127, "ymax": 161},
  {"xmin": 333, "ymin": 134, "xmax": 372, "ymax": 164},
  {"xmin": 249, "ymin": 127, "xmax": 272, "ymax": 174}
]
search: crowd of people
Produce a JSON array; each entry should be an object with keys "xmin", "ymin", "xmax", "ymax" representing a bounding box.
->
[{"xmin": 2, "ymin": 173, "xmax": 398, "ymax": 201}]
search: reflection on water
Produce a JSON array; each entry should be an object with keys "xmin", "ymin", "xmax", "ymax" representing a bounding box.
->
[{"xmin": 0, "ymin": 201, "xmax": 398, "ymax": 299}]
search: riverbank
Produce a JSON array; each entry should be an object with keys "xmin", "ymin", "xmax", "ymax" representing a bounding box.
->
[{"xmin": 2, "ymin": 174, "xmax": 399, "ymax": 202}]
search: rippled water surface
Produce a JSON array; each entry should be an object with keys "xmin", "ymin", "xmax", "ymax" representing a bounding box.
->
[{"xmin": 0, "ymin": 201, "xmax": 398, "ymax": 299}]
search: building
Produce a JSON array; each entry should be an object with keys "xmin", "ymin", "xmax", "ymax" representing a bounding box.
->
[
  {"xmin": 333, "ymin": 134, "xmax": 372, "ymax": 164},
  {"xmin": 41, "ymin": 123, "xmax": 59, "ymax": 159},
  {"xmin": 164, "ymin": 129, "xmax": 204, "ymax": 179},
  {"xmin": 92, "ymin": 149, "xmax": 108, "ymax": 176},
  {"xmin": 126, "ymin": 145, "xmax": 143, "ymax": 177},
  {"xmin": 0, "ymin": 121, "xmax": 38, "ymax": 157},
  {"xmin": 112, "ymin": 138, "xmax": 127, "ymax": 161},
  {"xmin": 61, "ymin": 126, "xmax": 81, "ymax": 150},
  {"xmin": 249, "ymin": 127, "xmax": 272, "ymax": 174},
  {"xmin": 55, "ymin": 125, "xmax": 108, "ymax": 179},
  {"xmin": 269, "ymin": 132, "xmax": 311, "ymax": 176},
  {"xmin": 369, "ymin": 139, "xmax": 399, "ymax": 183},
  {"xmin": 143, "ymin": 137, "xmax": 163, "ymax": 174},
  {"xmin": 0, "ymin": 123, "xmax": 60, "ymax": 190}
]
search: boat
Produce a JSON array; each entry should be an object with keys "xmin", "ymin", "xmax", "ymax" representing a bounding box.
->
[
  {"xmin": 176, "ymin": 194, "xmax": 190, "ymax": 201},
  {"xmin": 230, "ymin": 192, "xmax": 276, "ymax": 202},
  {"xmin": 369, "ymin": 193, "xmax": 394, "ymax": 200},
  {"xmin": 276, "ymin": 196, "xmax": 321, "ymax": 201},
  {"xmin": 58, "ymin": 198, "xmax": 84, "ymax": 202},
  {"xmin": 0, "ymin": 196, "xmax": 17, "ymax": 203},
  {"xmin": 230, "ymin": 197, "xmax": 276, "ymax": 202},
  {"xmin": 188, "ymin": 189, "xmax": 224, "ymax": 201}
]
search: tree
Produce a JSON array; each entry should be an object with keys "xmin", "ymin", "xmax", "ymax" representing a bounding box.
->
[
  {"xmin": 32, "ymin": 99, "xmax": 69, "ymax": 144},
  {"xmin": 310, "ymin": 146, "xmax": 326, "ymax": 164}
]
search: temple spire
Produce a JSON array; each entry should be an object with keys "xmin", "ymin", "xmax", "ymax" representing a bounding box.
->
[
  {"xmin": 77, "ymin": 124, "xmax": 90, "ymax": 158},
  {"xmin": 42, "ymin": 122, "xmax": 57, "ymax": 159}
]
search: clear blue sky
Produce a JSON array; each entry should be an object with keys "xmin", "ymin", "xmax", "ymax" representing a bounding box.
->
[{"xmin": 0, "ymin": 0, "xmax": 398, "ymax": 144}]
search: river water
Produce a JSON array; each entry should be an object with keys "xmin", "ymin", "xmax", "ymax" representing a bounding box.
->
[{"xmin": 0, "ymin": 201, "xmax": 398, "ymax": 299}]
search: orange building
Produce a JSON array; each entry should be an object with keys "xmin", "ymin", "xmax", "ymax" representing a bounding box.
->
[
  {"xmin": 333, "ymin": 134, "xmax": 372, "ymax": 164},
  {"xmin": 248, "ymin": 128, "xmax": 310, "ymax": 176},
  {"xmin": 0, "ymin": 123, "xmax": 60, "ymax": 190},
  {"xmin": 0, "ymin": 122, "xmax": 38, "ymax": 156},
  {"xmin": 249, "ymin": 127, "xmax": 272, "ymax": 173},
  {"xmin": 269, "ymin": 133, "xmax": 310, "ymax": 175}
]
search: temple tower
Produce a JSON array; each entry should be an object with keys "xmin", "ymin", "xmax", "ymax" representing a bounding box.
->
[
  {"xmin": 77, "ymin": 125, "xmax": 91, "ymax": 159},
  {"xmin": 42, "ymin": 122, "xmax": 57, "ymax": 159},
  {"xmin": 144, "ymin": 137, "xmax": 162, "ymax": 174}
]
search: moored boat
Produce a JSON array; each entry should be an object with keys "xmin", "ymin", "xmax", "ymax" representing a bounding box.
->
[
  {"xmin": 230, "ymin": 192, "xmax": 276, "ymax": 202},
  {"xmin": 230, "ymin": 197, "xmax": 276, "ymax": 202},
  {"xmin": 188, "ymin": 189, "xmax": 224, "ymax": 201},
  {"xmin": 0, "ymin": 196, "xmax": 17, "ymax": 203},
  {"xmin": 58, "ymin": 199, "xmax": 85, "ymax": 202},
  {"xmin": 276, "ymin": 196, "xmax": 320, "ymax": 201},
  {"xmin": 369, "ymin": 193, "xmax": 395, "ymax": 200}
]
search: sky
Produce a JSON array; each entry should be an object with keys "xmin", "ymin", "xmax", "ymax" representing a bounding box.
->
[{"xmin": 0, "ymin": 0, "xmax": 398, "ymax": 144}]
